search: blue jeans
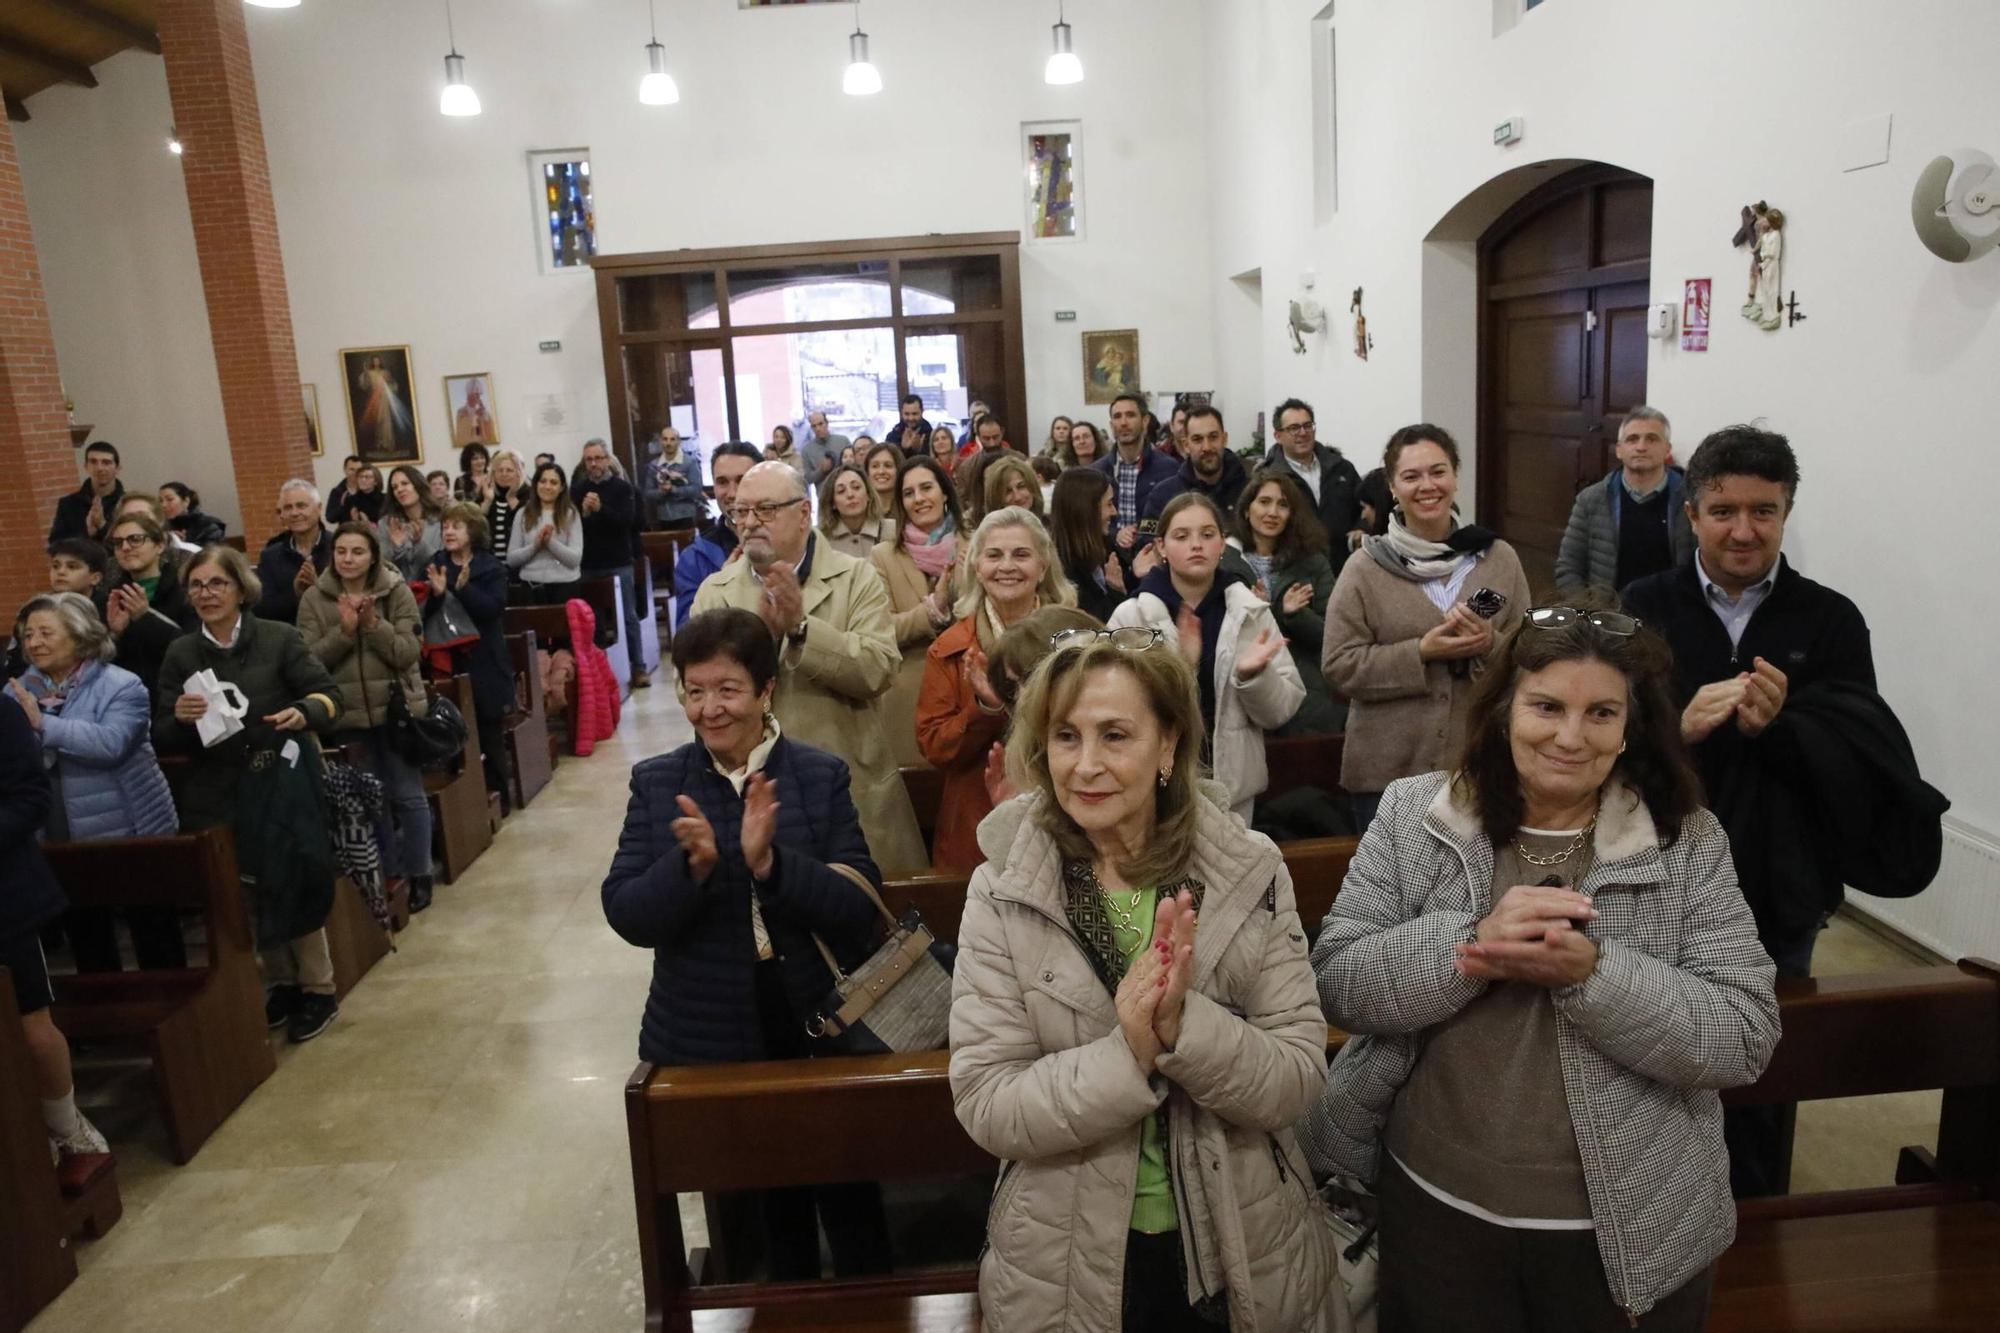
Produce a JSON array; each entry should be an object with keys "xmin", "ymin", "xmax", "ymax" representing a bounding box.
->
[
  {"xmin": 590, "ymin": 566, "xmax": 646, "ymax": 675},
  {"xmin": 357, "ymin": 728, "xmax": 434, "ymax": 880}
]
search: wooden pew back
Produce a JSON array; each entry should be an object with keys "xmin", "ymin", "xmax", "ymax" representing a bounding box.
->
[
  {"xmin": 503, "ymin": 630, "xmax": 554, "ymax": 807},
  {"xmin": 423, "ymin": 675, "xmax": 493, "ymax": 880},
  {"xmin": 1262, "ymin": 733, "xmax": 1346, "ymax": 798},
  {"xmin": 43, "ymin": 828, "xmax": 276, "ymax": 1163},
  {"xmin": 0, "ymin": 966, "xmax": 77, "ymax": 1330}
]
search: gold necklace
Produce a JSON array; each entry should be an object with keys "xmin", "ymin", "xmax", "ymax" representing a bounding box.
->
[
  {"xmin": 1103, "ymin": 887, "xmax": 1148, "ymax": 947},
  {"xmin": 1514, "ymin": 816, "xmax": 1597, "ymax": 867}
]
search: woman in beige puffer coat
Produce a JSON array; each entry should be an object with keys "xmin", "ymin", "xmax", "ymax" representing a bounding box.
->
[{"xmin": 949, "ymin": 633, "xmax": 1347, "ymax": 1333}]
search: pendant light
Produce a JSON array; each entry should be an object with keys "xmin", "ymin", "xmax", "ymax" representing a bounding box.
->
[
  {"xmin": 439, "ymin": 0, "xmax": 481, "ymax": 118},
  {"xmin": 167, "ymin": 127, "xmax": 184, "ymax": 156},
  {"xmin": 244, "ymin": 1, "xmax": 302, "ymax": 9},
  {"xmin": 842, "ymin": 2, "xmax": 881, "ymax": 97},
  {"xmin": 1045, "ymin": 1, "xmax": 1082, "ymax": 85},
  {"xmin": 639, "ymin": 0, "xmax": 680, "ymax": 105}
]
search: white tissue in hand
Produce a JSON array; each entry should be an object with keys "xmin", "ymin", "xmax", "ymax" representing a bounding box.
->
[{"xmin": 189, "ymin": 668, "xmax": 249, "ymax": 747}]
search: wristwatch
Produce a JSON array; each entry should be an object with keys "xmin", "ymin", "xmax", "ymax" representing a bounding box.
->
[{"xmin": 787, "ymin": 620, "xmax": 808, "ymax": 649}]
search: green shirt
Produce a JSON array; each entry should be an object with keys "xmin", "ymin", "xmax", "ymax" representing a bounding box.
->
[
  {"xmin": 137, "ymin": 574, "xmax": 161, "ymax": 600},
  {"xmin": 1102, "ymin": 883, "xmax": 1179, "ymax": 1234}
]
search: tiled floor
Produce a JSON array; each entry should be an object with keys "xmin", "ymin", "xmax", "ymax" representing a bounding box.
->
[{"xmin": 29, "ymin": 683, "xmax": 1943, "ymax": 1329}]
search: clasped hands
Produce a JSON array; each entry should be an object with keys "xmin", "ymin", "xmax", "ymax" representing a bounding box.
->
[
  {"xmin": 1681, "ymin": 656, "xmax": 1788, "ymax": 743},
  {"xmin": 1455, "ymin": 883, "xmax": 1598, "ymax": 988},
  {"xmin": 1116, "ymin": 890, "xmax": 1199, "ymax": 1074},
  {"xmin": 759, "ymin": 565, "xmax": 805, "ymax": 640},
  {"xmin": 673, "ymin": 773, "xmax": 780, "ymax": 883},
  {"xmin": 1417, "ymin": 603, "xmax": 1494, "ymax": 663}
]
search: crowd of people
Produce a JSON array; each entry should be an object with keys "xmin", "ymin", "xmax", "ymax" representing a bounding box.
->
[
  {"xmin": 9, "ymin": 386, "xmax": 1938, "ymax": 1331},
  {"xmin": 593, "ymin": 385, "xmax": 1937, "ymax": 1331}
]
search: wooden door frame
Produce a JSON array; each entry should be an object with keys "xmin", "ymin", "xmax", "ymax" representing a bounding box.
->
[
  {"xmin": 1475, "ymin": 164, "xmax": 1652, "ymax": 525},
  {"xmin": 593, "ymin": 231, "xmax": 1026, "ymax": 474}
]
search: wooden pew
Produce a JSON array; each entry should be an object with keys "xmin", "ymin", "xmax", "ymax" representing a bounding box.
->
[
  {"xmin": 625, "ymin": 961, "xmax": 2000, "ymax": 1332},
  {"xmin": 423, "ymin": 675, "xmax": 492, "ymax": 883},
  {"xmin": 43, "ymin": 828, "xmax": 276, "ymax": 1165},
  {"xmin": 643, "ymin": 527, "xmax": 697, "ymax": 640},
  {"xmin": 504, "ymin": 630, "xmax": 554, "ymax": 809},
  {"xmin": 1262, "ymin": 732, "xmax": 1346, "ymax": 799},
  {"xmin": 899, "ymin": 766, "xmax": 944, "ymax": 851},
  {"xmin": 504, "ymin": 573, "xmax": 631, "ymax": 708},
  {"xmin": 625, "ymin": 1054, "xmax": 991, "ymax": 1333},
  {"xmin": 0, "ymin": 966, "xmax": 78, "ymax": 1333},
  {"xmin": 1710, "ymin": 961, "xmax": 2000, "ymax": 1330},
  {"xmin": 878, "ymin": 836, "xmax": 1359, "ymax": 950}
]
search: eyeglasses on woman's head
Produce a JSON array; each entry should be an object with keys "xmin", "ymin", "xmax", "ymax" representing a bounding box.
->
[
  {"xmin": 1049, "ymin": 626, "xmax": 1164, "ymax": 654},
  {"xmin": 1526, "ymin": 606, "xmax": 1642, "ymax": 637}
]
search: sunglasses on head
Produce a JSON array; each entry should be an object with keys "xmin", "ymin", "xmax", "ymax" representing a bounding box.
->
[{"xmin": 1526, "ymin": 606, "xmax": 1642, "ymax": 637}]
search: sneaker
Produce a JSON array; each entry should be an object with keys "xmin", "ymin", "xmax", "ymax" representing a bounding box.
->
[
  {"xmin": 265, "ymin": 984, "xmax": 303, "ymax": 1030},
  {"xmin": 51, "ymin": 1116, "xmax": 115, "ymax": 1196},
  {"xmin": 288, "ymin": 992, "xmax": 339, "ymax": 1044}
]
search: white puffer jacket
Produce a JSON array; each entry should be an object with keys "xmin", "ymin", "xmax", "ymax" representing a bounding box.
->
[
  {"xmin": 1107, "ymin": 582, "xmax": 1306, "ymax": 821},
  {"xmin": 949, "ymin": 787, "xmax": 1347, "ymax": 1333}
]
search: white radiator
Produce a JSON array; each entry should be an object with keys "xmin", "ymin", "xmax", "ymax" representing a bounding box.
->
[{"xmin": 1848, "ymin": 816, "xmax": 2000, "ymax": 963}]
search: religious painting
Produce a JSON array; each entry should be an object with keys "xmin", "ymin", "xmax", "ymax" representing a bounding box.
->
[
  {"xmin": 303, "ymin": 383, "xmax": 323, "ymax": 457},
  {"xmin": 445, "ymin": 372, "xmax": 501, "ymax": 448},
  {"xmin": 1024, "ymin": 122, "xmax": 1082, "ymax": 241},
  {"xmin": 1081, "ymin": 329, "xmax": 1140, "ymax": 405},
  {"xmin": 1681, "ymin": 278, "xmax": 1711, "ymax": 353},
  {"xmin": 338, "ymin": 345, "xmax": 421, "ymax": 464}
]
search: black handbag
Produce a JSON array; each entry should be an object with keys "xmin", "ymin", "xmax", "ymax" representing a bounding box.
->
[{"xmin": 387, "ymin": 679, "xmax": 468, "ymax": 770}]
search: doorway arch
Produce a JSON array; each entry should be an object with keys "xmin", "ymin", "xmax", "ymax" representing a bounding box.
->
[{"xmin": 1476, "ymin": 165, "xmax": 1654, "ymax": 590}]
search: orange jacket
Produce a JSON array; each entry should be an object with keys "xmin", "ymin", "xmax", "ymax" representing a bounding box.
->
[{"xmin": 914, "ymin": 618, "xmax": 1008, "ymax": 872}]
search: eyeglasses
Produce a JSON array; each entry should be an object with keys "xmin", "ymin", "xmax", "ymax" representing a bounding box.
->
[
  {"xmin": 1049, "ymin": 626, "xmax": 1164, "ymax": 653},
  {"xmin": 1276, "ymin": 421, "xmax": 1316, "ymax": 436},
  {"xmin": 1526, "ymin": 606, "xmax": 1643, "ymax": 636},
  {"xmin": 110, "ymin": 533, "xmax": 156, "ymax": 549},
  {"xmin": 187, "ymin": 577, "xmax": 236, "ymax": 596},
  {"xmin": 725, "ymin": 498, "xmax": 807, "ymax": 527}
]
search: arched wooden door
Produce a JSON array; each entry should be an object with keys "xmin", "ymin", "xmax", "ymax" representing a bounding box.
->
[{"xmin": 1478, "ymin": 166, "xmax": 1653, "ymax": 593}]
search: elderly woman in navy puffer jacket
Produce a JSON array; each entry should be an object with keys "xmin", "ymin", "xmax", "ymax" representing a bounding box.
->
[{"xmin": 601, "ymin": 607, "xmax": 891, "ymax": 1281}]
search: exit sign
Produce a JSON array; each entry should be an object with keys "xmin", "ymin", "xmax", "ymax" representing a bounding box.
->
[
  {"xmin": 1054, "ymin": 310, "xmax": 1077, "ymax": 322},
  {"xmin": 538, "ymin": 340, "xmax": 562, "ymax": 353}
]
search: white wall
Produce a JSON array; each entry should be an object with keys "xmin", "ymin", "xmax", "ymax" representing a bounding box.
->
[
  {"xmin": 15, "ymin": 0, "xmax": 1214, "ymax": 532},
  {"xmin": 1200, "ymin": 0, "xmax": 2000, "ymax": 924}
]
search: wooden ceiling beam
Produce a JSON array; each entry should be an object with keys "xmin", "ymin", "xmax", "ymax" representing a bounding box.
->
[
  {"xmin": 32, "ymin": 0, "xmax": 162, "ymax": 56},
  {"xmin": 4, "ymin": 96, "xmax": 28, "ymax": 124},
  {"xmin": 0, "ymin": 35, "xmax": 99, "ymax": 88}
]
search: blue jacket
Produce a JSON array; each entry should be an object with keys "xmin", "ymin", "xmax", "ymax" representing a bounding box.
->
[
  {"xmin": 0, "ymin": 696, "xmax": 64, "ymax": 938},
  {"xmin": 601, "ymin": 735, "xmax": 881, "ymax": 1066},
  {"xmin": 23, "ymin": 661, "xmax": 178, "ymax": 842},
  {"xmin": 671, "ymin": 523, "xmax": 737, "ymax": 628}
]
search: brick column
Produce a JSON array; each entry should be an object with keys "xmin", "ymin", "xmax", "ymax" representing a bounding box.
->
[
  {"xmin": 159, "ymin": 0, "xmax": 309, "ymax": 535},
  {"xmin": 0, "ymin": 95, "xmax": 77, "ymax": 616}
]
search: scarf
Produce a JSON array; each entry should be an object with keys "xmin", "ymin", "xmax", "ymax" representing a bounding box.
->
[
  {"xmin": 1363, "ymin": 510, "xmax": 1498, "ymax": 583},
  {"xmin": 25, "ymin": 660, "xmax": 93, "ymax": 715},
  {"xmin": 904, "ymin": 514, "xmax": 958, "ymax": 580},
  {"xmin": 1060, "ymin": 857, "xmax": 1206, "ymax": 994}
]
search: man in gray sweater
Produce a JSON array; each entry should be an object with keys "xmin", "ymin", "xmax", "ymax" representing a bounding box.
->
[{"xmin": 1554, "ymin": 405, "xmax": 1694, "ymax": 595}]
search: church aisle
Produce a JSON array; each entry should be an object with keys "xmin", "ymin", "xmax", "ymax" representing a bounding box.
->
[{"xmin": 35, "ymin": 685, "xmax": 697, "ymax": 1333}]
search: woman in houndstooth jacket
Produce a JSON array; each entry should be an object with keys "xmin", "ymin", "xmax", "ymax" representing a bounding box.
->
[{"xmin": 1303, "ymin": 598, "xmax": 1778, "ymax": 1330}]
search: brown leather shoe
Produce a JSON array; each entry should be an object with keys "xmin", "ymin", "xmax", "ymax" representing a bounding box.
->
[{"xmin": 632, "ymin": 669, "xmax": 652, "ymax": 689}]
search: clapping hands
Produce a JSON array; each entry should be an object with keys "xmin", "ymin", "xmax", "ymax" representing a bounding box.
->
[{"xmin": 1114, "ymin": 889, "xmax": 1199, "ymax": 1073}]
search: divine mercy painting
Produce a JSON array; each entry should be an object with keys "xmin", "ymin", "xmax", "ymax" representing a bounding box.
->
[{"xmin": 340, "ymin": 345, "xmax": 422, "ymax": 464}]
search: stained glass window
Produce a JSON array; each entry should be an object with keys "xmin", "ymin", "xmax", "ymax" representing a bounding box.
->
[
  {"xmin": 531, "ymin": 150, "xmax": 596, "ymax": 273},
  {"xmin": 1023, "ymin": 122, "xmax": 1081, "ymax": 242}
]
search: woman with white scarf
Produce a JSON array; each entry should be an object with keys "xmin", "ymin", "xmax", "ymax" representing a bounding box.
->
[
  {"xmin": 1322, "ymin": 424, "xmax": 1528, "ymax": 835},
  {"xmin": 869, "ymin": 455, "xmax": 964, "ymax": 768}
]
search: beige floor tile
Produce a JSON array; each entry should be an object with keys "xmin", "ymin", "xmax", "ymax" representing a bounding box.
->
[
  {"xmin": 348, "ymin": 1153, "xmax": 630, "ymax": 1251},
  {"xmin": 1792, "ymin": 1089, "xmax": 1943, "ymax": 1193},
  {"xmin": 28, "ymin": 1254, "xmax": 331, "ymax": 1332},
  {"xmin": 398, "ymin": 1070, "xmax": 627, "ymax": 1161},
  {"xmin": 495, "ymin": 971, "xmax": 652, "ymax": 1025},
  {"xmin": 324, "ymin": 973, "xmax": 515, "ymax": 1029},
  {"xmin": 458, "ymin": 1017, "xmax": 641, "ymax": 1084},
  {"xmin": 85, "ymin": 1163, "xmax": 394, "ymax": 1268},
  {"xmin": 269, "ymin": 1017, "xmax": 482, "ymax": 1092},
  {"xmin": 187, "ymin": 1084, "xmax": 453, "ymax": 1169},
  {"xmin": 280, "ymin": 1239, "xmax": 581, "ymax": 1333},
  {"xmin": 549, "ymin": 1235, "xmax": 647, "ymax": 1332},
  {"xmin": 1816, "ymin": 910, "xmax": 1935, "ymax": 976},
  {"xmin": 533, "ymin": 923, "xmax": 656, "ymax": 976}
]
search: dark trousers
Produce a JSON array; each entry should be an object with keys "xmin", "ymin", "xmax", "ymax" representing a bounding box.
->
[
  {"xmin": 1122, "ymin": 1229, "xmax": 1211, "ymax": 1332},
  {"xmin": 65, "ymin": 905, "xmax": 187, "ymax": 972},
  {"xmin": 1724, "ymin": 916, "xmax": 1825, "ymax": 1197},
  {"xmin": 1377, "ymin": 1157, "xmax": 1713, "ymax": 1332},
  {"xmin": 476, "ymin": 712, "xmax": 510, "ymax": 816},
  {"xmin": 751, "ymin": 958, "xmax": 892, "ymax": 1280},
  {"xmin": 1350, "ymin": 792, "xmax": 1384, "ymax": 840},
  {"xmin": 589, "ymin": 566, "xmax": 646, "ymax": 675}
]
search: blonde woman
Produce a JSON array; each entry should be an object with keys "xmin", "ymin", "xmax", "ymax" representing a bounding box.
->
[
  {"xmin": 914, "ymin": 507, "xmax": 1074, "ymax": 870},
  {"xmin": 949, "ymin": 633, "xmax": 1341, "ymax": 1333},
  {"xmin": 816, "ymin": 463, "xmax": 888, "ymax": 560},
  {"xmin": 980, "ymin": 454, "xmax": 1047, "ymax": 526}
]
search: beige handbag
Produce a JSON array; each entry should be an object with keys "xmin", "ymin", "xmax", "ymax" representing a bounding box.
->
[{"xmin": 805, "ymin": 862, "xmax": 953, "ymax": 1052}]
